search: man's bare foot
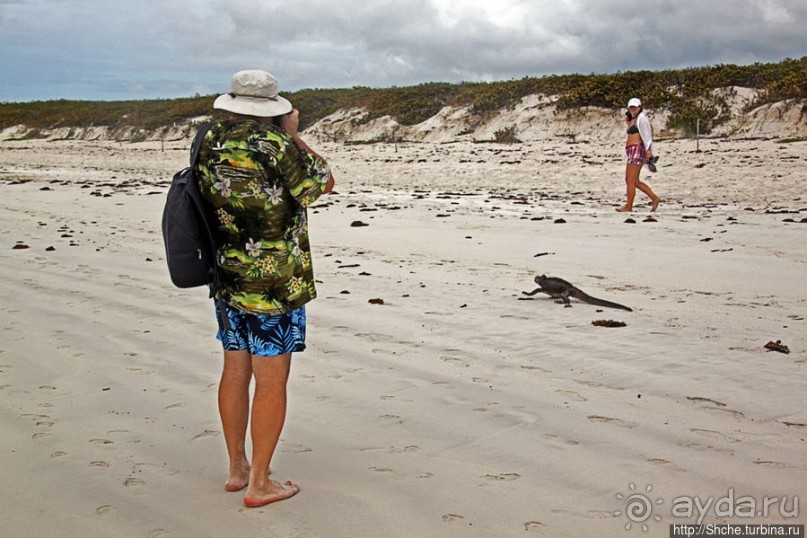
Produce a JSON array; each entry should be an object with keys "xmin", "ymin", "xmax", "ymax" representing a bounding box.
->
[
  {"xmin": 650, "ymin": 198, "xmax": 660, "ymax": 212},
  {"xmin": 225, "ymin": 459, "xmax": 251, "ymax": 492},
  {"xmin": 616, "ymin": 206, "xmax": 633, "ymax": 212},
  {"xmin": 243, "ymin": 480, "xmax": 300, "ymax": 508}
]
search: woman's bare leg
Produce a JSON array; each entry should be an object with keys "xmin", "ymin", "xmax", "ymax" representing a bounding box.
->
[
  {"xmin": 636, "ymin": 181, "xmax": 661, "ymax": 211},
  {"xmin": 219, "ymin": 350, "xmax": 253, "ymax": 491},
  {"xmin": 617, "ymin": 163, "xmax": 641, "ymax": 212},
  {"xmin": 243, "ymin": 352, "xmax": 300, "ymax": 507}
]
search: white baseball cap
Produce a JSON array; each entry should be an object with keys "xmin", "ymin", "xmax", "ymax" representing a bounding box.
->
[{"xmin": 627, "ymin": 97, "xmax": 642, "ymax": 108}]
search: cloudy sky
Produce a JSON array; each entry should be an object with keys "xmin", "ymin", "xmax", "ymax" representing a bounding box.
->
[{"xmin": 1, "ymin": 0, "xmax": 805, "ymax": 102}]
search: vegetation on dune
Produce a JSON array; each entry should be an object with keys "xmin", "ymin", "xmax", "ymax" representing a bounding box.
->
[{"xmin": 1, "ymin": 57, "xmax": 804, "ymax": 137}]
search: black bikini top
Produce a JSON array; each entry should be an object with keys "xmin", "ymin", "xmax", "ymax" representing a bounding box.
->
[{"xmin": 626, "ymin": 124, "xmax": 639, "ymax": 135}]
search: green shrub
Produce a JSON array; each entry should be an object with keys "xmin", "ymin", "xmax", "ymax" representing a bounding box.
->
[{"xmin": 493, "ymin": 125, "xmax": 521, "ymax": 143}]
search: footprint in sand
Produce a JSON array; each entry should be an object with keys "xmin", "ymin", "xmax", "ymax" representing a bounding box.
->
[
  {"xmin": 524, "ymin": 521, "xmax": 546, "ymax": 532},
  {"xmin": 189, "ymin": 430, "xmax": 219, "ymax": 441},
  {"xmin": 555, "ymin": 389, "xmax": 588, "ymax": 402},
  {"xmin": 89, "ymin": 461, "xmax": 110, "ymax": 468},
  {"xmin": 520, "ymin": 364, "xmax": 551, "ymax": 373},
  {"xmin": 686, "ymin": 396, "xmax": 726, "ymax": 406},
  {"xmin": 22, "ymin": 412, "xmax": 51, "ymax": 422},
  {"xmin": 441, "ymin": 356, "xmax": 470, "ymax": 368},
  {"xmin": 679, "ymin": 441, "xmax": 734, "ymax": 454},
  {"xmin": 123, "ymin": 477, "xmax": 146, "ymax": 487},
  {"xmin": 576, "ymin": 380, "xmax": 604, "ymax": 389},
  {"xmin": 369, "ymin": 467, "xmax": 395, "ymax": 473},
  {"xmin": 753, "ymin": 460, "xmax": 795, "ymax": 469},
  {"xmin": 587, "ymin": 415, "xmax": 637, "ymax": 429},
  {"xmin": 280, "ymin": 443, "xmax": 313, "ymax": 454},
  {"xmin": 686, "ymin": 396, "xmax": 745, "ymax": 418},
  {"xmin": 551, "ymin": 508, "xmax": 614, "ymax": 519},
  {"xmin": 647, "ymin": 458, "xmax": 687, "ymax": 471},
  {"xmin": 482, "ymin": 473, "xmax": 521, "ymax": 481},
  {"xmin": 95, "ymin": 505, "xmax": 114, "ymax": 516},
  {"xmin": 416, "ymin": 472, "xmax": 434, "ymax": 479},
  {"xmin": 50, "ymin": 451, "xmax": 67, "ymax": 458},
  {"xmin": 126, "ymin": 367, "xmax": 155, "ymax": 375},
  {"xmin": 782, "ymin": 421, "xmax": 807, "ymax": 429},
  {"xmin": 690, "ymin": 428, "xmax": 741, "ymax": 443},
  {"xmin": 355, "ymin": 332, "xmax": 391, "ymax": 342},
  {"xmin": 147, "ymin": 529, "xmax": 168, "ymax": 538},
  {"xmin": 442, "ymin": 514, "xmax": 465, "ymax": 523},
  {"xmin": 542, "ymin": 434, "xmax": 579, "ymax": 446},
  {"xmin": 90, "ymin": 438, "xmax": 115, "ymax": 446}
]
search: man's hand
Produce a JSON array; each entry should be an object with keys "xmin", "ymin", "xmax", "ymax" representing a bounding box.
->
[{"xmin": 324, "ymin": 173, "xmax": 335, "ymax": 194}]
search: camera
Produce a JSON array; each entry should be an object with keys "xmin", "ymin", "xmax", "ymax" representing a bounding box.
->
[{"xmin": 625, "ymin": 110, "xmax": 633, "ymax": 121}]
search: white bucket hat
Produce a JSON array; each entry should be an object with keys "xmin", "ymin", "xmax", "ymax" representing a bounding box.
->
[
  {"xmin": 213, "ymin": 70, "xmax": 293, "ymax": 118},
  {"xmin": 627, "ymin": 97, "xmax": 642, "ymax": 108}
]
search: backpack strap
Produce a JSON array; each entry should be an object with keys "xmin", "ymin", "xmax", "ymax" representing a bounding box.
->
[
  {"xmin": 189, "ymin": 122, "xmax": 233, "ymax": 329},
  {"xmin": 190, "ymin": 122, "xmax": 215, "ymax": 167},
  {"xmin": 186, "ymin": 122, "xmax": 222, "ymax": 297}
]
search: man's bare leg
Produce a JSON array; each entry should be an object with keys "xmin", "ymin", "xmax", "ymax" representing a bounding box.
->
[
  {"xmin": 219, "ymin": 350, "xmax": 252, "ymax": 492},
  {"xmin": 243, "ymin": 352, "xmax": 300, "ymax": 507}
]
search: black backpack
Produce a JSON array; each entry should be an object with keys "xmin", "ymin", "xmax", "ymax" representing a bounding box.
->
[{"xmin": 161, "ymin": 123, "xmax": 218, "ymax": 289}]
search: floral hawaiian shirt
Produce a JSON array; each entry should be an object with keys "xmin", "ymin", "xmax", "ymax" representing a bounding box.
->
[{"xmin": 195, "ymin": 119, "xmax": 330, "ymax": 315}]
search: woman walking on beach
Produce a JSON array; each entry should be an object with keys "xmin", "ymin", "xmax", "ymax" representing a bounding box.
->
[
  {"xmin": 195, "ymin": 70, "xmax": 334, "ymax": 507},
  {"xmin": 618, "ymin": 97, "xmax": 660, "ymax": 212}
]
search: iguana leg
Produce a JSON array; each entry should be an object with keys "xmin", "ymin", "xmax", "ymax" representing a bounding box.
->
[{"xmin": 522, "ymin": 287, "xmax": 543, "ymax": 296}]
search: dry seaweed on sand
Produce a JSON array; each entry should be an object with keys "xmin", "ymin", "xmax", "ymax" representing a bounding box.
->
[
  {"xmin": 764, "ymin": 340, "xmax": 790, "ymax": 354},
  {"xmin": 592, "ymin": 319, "xmax": 627, "ymax": 328}
]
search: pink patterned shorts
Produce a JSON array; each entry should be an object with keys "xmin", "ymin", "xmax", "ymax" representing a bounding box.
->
[{"xmin": 625, "ymin": 143, "xmax": 647, "ymax": 165}]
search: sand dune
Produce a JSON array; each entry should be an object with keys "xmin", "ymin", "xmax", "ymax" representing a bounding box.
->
[{"xmin": 1, "ymin": 135, "xmax": 804, "ymax": 537}]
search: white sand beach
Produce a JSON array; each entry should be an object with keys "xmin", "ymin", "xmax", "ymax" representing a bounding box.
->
[{"xmin": 1, "ymin": 132, "xmax": 805, "ymax": 537}]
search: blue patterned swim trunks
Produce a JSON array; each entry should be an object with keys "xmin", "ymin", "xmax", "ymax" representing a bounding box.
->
[{"xmin": 214, "ymin": 300, "xmax": 306, "ymax": 357}]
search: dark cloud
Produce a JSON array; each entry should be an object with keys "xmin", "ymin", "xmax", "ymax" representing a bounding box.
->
[{"xmin": 1, "ymin": 0, "xmax": 805, "ymax": 101}]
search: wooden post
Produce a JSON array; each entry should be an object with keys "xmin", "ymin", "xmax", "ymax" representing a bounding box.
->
[
  {"xmin": 696, "ymin": 118, "xmax": 700, "ymax": 152},
  {"xmin": 393, "ymin": 126, "xmax": 398, "ymax": 153}
]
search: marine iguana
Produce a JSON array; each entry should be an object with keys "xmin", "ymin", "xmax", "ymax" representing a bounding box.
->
[{"xmin": 522, "ymin": 275, "xmax": 633, "ymax": 312}]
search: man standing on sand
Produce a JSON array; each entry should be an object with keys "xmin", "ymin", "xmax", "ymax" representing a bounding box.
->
[{"xmin": 195, "ymin": 69, "xmax": 334, "ymax": 507}]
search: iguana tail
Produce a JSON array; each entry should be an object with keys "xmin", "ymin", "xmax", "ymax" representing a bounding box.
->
[{"xmin": 573, "ymin": 290, "xmax": 633, "ymax": 312}]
